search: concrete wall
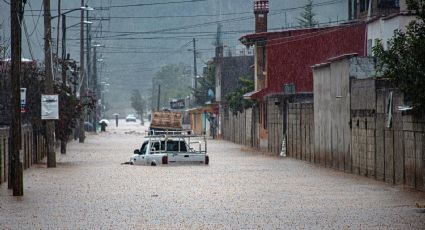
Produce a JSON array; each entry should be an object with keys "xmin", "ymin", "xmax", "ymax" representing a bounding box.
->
[
  {"xmin": 351, "ymin": 78, "xmax": 425, "ymax": 191},
  {"xmin": 313, "ymin": 57, "xmax": 352, "ymax": 168}
]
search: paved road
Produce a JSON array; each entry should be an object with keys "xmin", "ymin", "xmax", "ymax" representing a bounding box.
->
[{"xmin": 1, "ymin": 121, "xmax": 425, "ymax": 229}]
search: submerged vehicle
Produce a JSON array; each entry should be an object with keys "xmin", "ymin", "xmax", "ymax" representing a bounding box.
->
[{"xmin": 130, "ymin": 131, "xmax": 209, "ymax": 166}]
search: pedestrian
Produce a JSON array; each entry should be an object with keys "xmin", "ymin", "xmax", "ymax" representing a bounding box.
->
[
  {"xmin": 114, "ymin": 114, "xmax": 119, "ymax": 127},
  {"xmin": 100, "ymin": 121, "xmax": 108, "ymax": 132}
]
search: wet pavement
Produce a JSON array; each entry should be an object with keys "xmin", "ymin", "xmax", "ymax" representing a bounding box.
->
[{"xmin": 1, "ymin": 120, "xmax": 425, "ymax": 229}]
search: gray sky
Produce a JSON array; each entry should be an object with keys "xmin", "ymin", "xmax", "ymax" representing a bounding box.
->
[{"xmin": 0, "ymin": 0, "xmax": 348, "ymax": 110}]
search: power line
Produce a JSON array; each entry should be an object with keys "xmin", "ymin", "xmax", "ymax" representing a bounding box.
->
[
  {"xmin": 102, "ymin": 0, "xmax": 208, "ymax": 8},
  {"xmin": 76, "ymin": 0, "xmax": 343, "ymax": 40}
]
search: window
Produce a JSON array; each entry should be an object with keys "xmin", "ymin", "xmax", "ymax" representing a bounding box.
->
[
  {"xmin": 284, "ymin": 83, "xmax": 296, "ymax": 94},
  {"xmin": 360, "ymin": 0, "xmax": 369, "ymax": 12},
  {"xmin": 140, "ymin": 141, "xmax": 148, "ymax": 155}
]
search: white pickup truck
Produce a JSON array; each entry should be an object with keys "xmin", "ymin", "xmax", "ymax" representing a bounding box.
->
[{"xmin": 130, "ymin": 133, "xmax": 209, "ymax": 166}]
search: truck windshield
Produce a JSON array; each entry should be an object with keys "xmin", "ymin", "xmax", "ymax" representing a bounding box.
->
[{"xmin": 140, "ymin": 141, "xmax": 148, "ymax": 155}]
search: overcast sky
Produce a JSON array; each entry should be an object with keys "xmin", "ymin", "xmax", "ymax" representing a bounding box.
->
[{"xmin": 0, "ymin": 0, "xmax": 348, "ymax": 110}]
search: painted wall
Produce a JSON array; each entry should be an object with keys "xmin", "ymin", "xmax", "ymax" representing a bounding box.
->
[
  {"xmin": 266, "ymin": 23, "xmax": 366, "ymax": 95},
  {"xmin": 367, "ymin": 14, "xmax": 416, "ymax": 54}
]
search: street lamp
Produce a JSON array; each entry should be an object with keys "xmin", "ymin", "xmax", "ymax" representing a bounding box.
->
[{"xmin": 51, "ymin": 6, "xmax": 94, "ymax": 19}]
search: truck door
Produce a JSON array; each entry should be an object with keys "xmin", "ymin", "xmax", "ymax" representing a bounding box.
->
[{"xmin": 134, "ymin": 141, "xmax": 148, "ymax": 165}]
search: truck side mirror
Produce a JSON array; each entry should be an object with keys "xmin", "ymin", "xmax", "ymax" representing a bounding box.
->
[{"xmin": 134, "ymin": 149, "xmax": 140, "ymax": 154}]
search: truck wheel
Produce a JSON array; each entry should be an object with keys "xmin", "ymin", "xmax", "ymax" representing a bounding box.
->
[
  {"xmin": 205, "ymin": 156, "xmax": 209, "ymax": 165},
  {"xmin": 151, "ymin": 162, "xmax": 157, "ymax": 166}
]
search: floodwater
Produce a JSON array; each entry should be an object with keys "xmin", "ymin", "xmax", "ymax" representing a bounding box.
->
[{"xmin": 1, "ymin": 120, "xmax": 424, "ymax": 229}]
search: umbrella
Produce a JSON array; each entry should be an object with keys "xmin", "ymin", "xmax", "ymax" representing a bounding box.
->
[{"xmin": 99, "ymin": 119, "xmax": 110, "ymax": 125}]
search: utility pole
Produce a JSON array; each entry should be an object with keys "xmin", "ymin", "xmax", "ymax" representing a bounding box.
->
[
  {"xmin": 61, "ymin": 14, "xmax": 66, "ymax": 86},
  {"xmin": 92, "ymin": 46, "xmax": 97, "ymax": 131},
  {"xmin": 79, "ymin": 0, "xmax": 86, "ymax": 143},
  {"xmin": 10, "ymin": 0, "xmax": 23, "ymax": 196},
  {"xmin": 193, "ymin": 38, "xmax": 198, "ymax": 93},
  {"xmin": 56, "ymin": 0, "xmax": 61, "ymax": 58},
  {"xmin": 44, "ymin": 0, "xmax": 56, "ymax": 168},
  {"xmin": 157, "ymin": 85, "xmax": 161, "ymax": 111},
  {"xmin": 86, "ymin": 8, "xmax": 92, "ymax": 127}
]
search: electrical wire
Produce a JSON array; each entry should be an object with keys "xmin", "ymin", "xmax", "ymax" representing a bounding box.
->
[{"xmin": 104, "ymin": 0, "xmax": 207, "ymax": 8}]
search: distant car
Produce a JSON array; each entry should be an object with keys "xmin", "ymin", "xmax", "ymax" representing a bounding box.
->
[{"xmin": 126, "ymin": 114, "xmax": 137, "ymax": 122}]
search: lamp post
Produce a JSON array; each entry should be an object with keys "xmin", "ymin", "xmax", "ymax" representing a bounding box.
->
[{"xmin": 79, "ymin": 2, "xmax": 94, "ymax": 143}]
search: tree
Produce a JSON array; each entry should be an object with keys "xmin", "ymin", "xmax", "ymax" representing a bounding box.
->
[
  {"xmin": 193, "ymin": 63, "xmax": 215, "ymax": 105},
  {"xmin": 130, "ymin": 89, "xmax": 147, "ymax": 125},
  {"xmin": 373, "ymin": 0, "xmax": 425, "ymax": 114},
  {"xmin": 54, "ymin": 84, "xmax": 81, "ymax": 154},
  {"xmin": 297, "ymin": 0, "xmax": 318, "ymax": 28},
  {"xmin": 0, "ymin": 23, "xmax": 7, "ymax": 59},
  {"xmin": 151, "ymin": 64, "xmax": 192, "ymax": 109},
  {"xmin": 225, "ymin": 78, "xmax": 254, "ymax": 114}
]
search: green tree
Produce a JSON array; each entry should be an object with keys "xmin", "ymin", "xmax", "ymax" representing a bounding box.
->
[
  {"xmin": 130, "ymin": 89, "xmax": 147, "ymax": 125},
  {"xmin": 373, "ymin": 0, "xmax": 425, "ymax": 113},
  {"xmin": 151, "ymin": 63, "xmax": 192, "ymax": 109},
  {"xmin": 54, "ymin": 84, "xmax": 81, "ymax": 154},
  {"xmin": 193, "ymin": 63, "xmax": 215, "ymax": 105},
  {"xmin": 0, "ymin": 23, "xmax": 7, "ymax": 59},
  {"xmin": 225, "ymin": 78, "xmax": 254, "ymax": 114},
  {"xmin": 297, "ymin": 0, "xmax": 318, "ymax": 28}
]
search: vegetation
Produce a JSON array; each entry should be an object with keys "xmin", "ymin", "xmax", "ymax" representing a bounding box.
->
[
  {"xmin": 151, "ymin": 64, "xmax": 192, "ymax": 109},
  {"xmin": 373, "ymin": 0, "xmax": 425, "ymax": 113},
  {"xmin": 297, "ymin": 0, "xmax": 318, "ymax": 28},
  {"xmin": 0, "ymin": 23, "xmax": 7, "ymax": 59},
  {"xmin": 130, "ymin": 89, "xmax": 147, "ymax": 125},
  {"xmin": 193, "ymin": 63, "xmax": 215, "ymax": 105},
  {"xmin": 225, "ymin": 78, "xmax": 254, "ymax": 114},
  {"xmin": 54, "ymin": 84, "xmax": 81, "ymax": 154}
]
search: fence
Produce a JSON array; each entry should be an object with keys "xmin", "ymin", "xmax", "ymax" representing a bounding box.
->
[
  {"xmin": 287, "ymin": 103, "xmax": 315, "ymax": 162},
  {"xmin": 0, "ymin": 125, "xmax": 47, "ymax": 186},
  {"xmin": 222, "ymin": 108, "xmax": 254, "ymax": 147}
]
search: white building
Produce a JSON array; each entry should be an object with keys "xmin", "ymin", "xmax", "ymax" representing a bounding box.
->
[{"xmin": 366, "ymin": 12, "xmax": 416, "ymax": 55}]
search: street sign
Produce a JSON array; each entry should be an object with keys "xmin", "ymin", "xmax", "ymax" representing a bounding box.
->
[
  {"xmin": 41, "ymin": 95, "xmax": 59, "ymax": 120},
  {"xmin": 20, "ymin": 88, "xmax": 26, "ymax": 113},
  {"xmin": 170, "ymin": 99, "xmax": 185, "ymax": 110}
]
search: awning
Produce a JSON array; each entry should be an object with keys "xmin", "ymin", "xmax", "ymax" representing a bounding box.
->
[{"xmin": 243, "ymin": 89, "xmax": 266, "ymax": 100}]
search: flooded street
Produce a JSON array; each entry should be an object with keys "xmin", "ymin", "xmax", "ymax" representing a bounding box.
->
[{"xmin": 1, "ymin": 121, "xmax": 425, "ymax": 229}]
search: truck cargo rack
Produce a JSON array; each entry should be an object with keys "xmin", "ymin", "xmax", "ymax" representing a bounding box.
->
[{"xmin": 143, "ymin": 131, "xmax": 207, "ymax": 155}]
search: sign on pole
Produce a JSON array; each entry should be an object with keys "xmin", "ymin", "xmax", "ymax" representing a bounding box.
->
[
  {"xmin": 20, "ymin": 88, "xmax": 26, "ymax": 113},
  {"xmin": 41, "ymin": 95, "xmax": 59, "ymax": 120}
]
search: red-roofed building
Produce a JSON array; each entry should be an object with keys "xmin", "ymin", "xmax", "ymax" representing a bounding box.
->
[
  {"xmin": 236, "ymin": 0, "xmax": 367, "ymax": 150},
  {"xmin": 240, "ymin": 23, "xmax": 367, "ymax": 99}
]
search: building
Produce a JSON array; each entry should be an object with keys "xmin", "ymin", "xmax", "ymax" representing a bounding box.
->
[
  {"xmin": 366, "ymin": 12, "xmax": 416, "ymax": 55},
  {"xmin": 348, "ymin": 0, "xmax": 405, "ymax": 21},
  {"xmin": 238, "ymin": 1, "xmax": 367, "ymax": 150}
]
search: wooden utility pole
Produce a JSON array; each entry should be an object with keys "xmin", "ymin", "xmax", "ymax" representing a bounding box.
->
[
  {"xmin": 61, "ymin": 14, "xmax": 66, "ymax": 86},
  {"xmin": 92, "ymin": 46, "xmax": 97, "ymax": 131},
  {"xmin": 157, "ymin": 85, "xmax": 161, "ymax": 111},
  {"xmin": 10, "ymin": 0, "xmax": 24, "ymax": 196},
  {"xmin": 44, "ymin": 0, "xmax": 56, "ymax": 168},
  {"xmin": 79, "ymin": 0, "xmax": 86, "ymax": 143},
  {"xmin": 193, "ymin": 38, "xmax": 198, "ymax": 92}
]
